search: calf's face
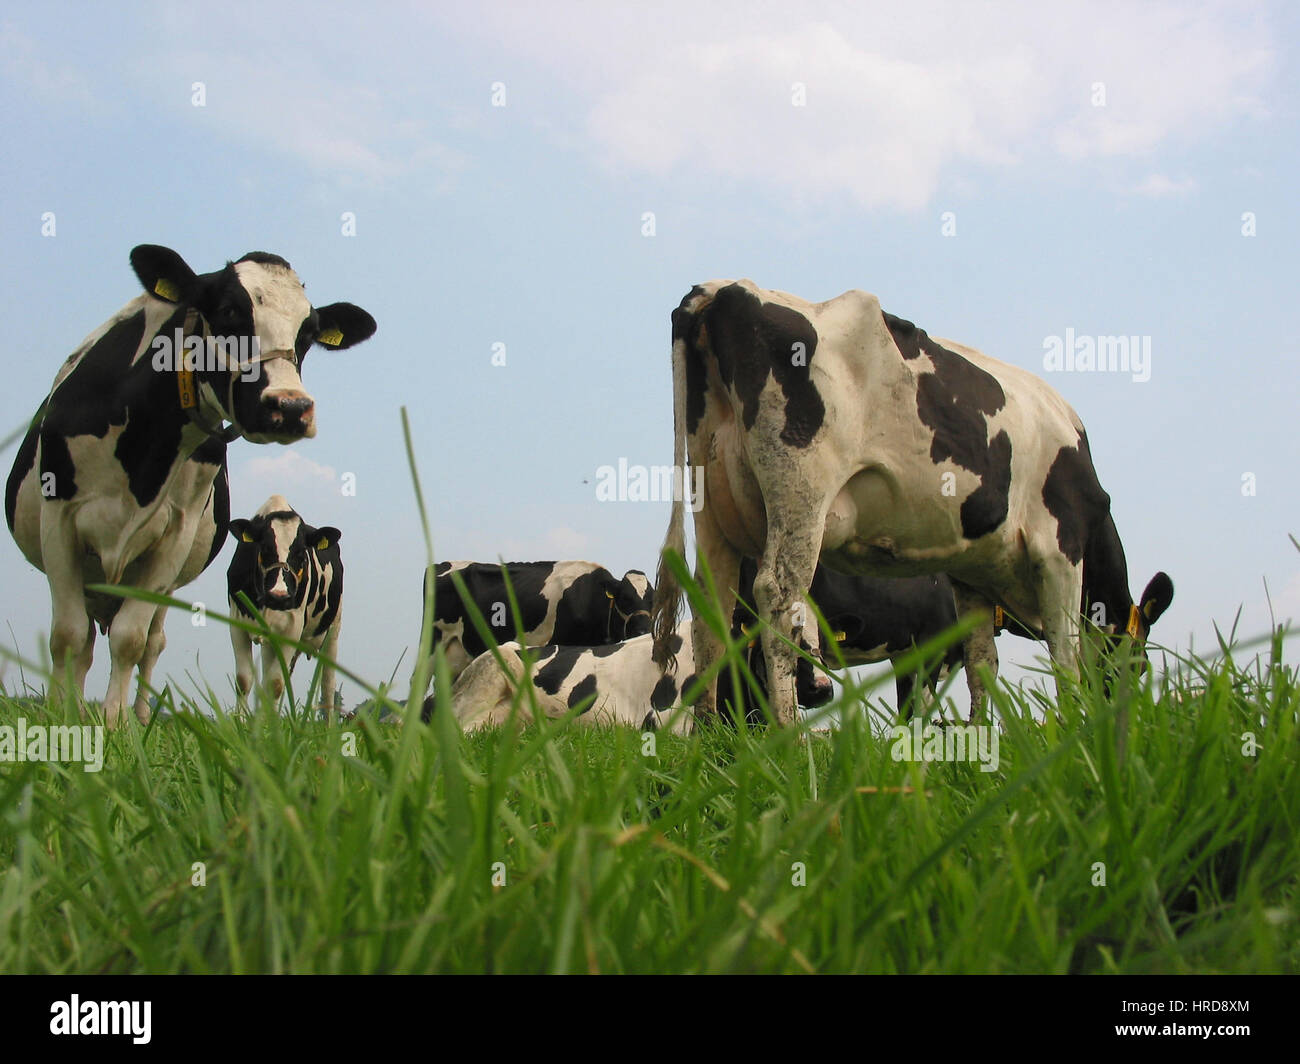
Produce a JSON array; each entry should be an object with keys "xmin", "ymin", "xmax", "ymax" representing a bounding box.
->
[
  {"xmin": 229, "ymin": 511, "xmax": 340, "ymax": 611},
  {"xmin": 613, "ymin": 571, "xmax": 654, "ymax": 639},
  {"xmin": 130, "ymin": 245, "xmax": 376, "ymax": 443}
]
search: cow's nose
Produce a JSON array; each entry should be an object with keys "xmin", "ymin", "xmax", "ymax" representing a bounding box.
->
[{"xmin": 266, "ymin": 394, "xmax": 314, "ymax": 420}]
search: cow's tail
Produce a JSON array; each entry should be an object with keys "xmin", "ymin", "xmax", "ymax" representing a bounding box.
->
[{"xmin": 651, "ymin": 328, "xmax": 691, "ymax": 669}]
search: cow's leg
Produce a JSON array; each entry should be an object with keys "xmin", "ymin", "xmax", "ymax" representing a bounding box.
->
[
  {"xmin": 131, "ymin": 607, "xmax": 168, "ymax": 723},
  {"xmin": 72, "ymin": 618, "xmax": 96, "ymax": 702},
  {"xmin": 689, "ymin": 508, "xmax": 742, "ymax": 721},
  {"xmin": 951, "ymin": 582, "xmax": 999, "ymax": 722},
  {"xmin": 104, "ymin": 597, "xmax": 163, "ymax": 728},
  {"xmin": 42, "ymin": 520, "xmax": 92, "ymax": 710},
  {"xmin": 232, "ymin": 628, "xmax": 255, "ymax": 714},
  {"xmin": 318, "ymin": 616, "xmax": 340, "ymax": 720},
  {"xmin": 752, "ymin": 525, "xmax": 821, "ymax": 727},
  {"xmin": 1037, "ymin": 557, "xmax": 1083, "ymax": 698},
  {"xmin": 262, "ymin": 639, "xmax": 288, "ymax": 707}
]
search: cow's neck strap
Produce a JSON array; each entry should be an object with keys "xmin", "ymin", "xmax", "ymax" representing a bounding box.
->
[{"xmin": 176, "ymin": 310, "xmax": 243, "ymax": 444}]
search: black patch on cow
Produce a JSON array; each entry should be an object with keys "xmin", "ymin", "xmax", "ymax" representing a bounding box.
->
[
  {"xmin": 532, "ymin": 644, "xmax": 559, "ymax": 663},
  {"xmin": 885, "ymin": 311, "xmax": 1011, "ymax": 540},
  {"xmin": 433, "ymin": 562, "xmax": 558, "ymax": 657},
  {"xmin": 703, "ymin": 283, "xmax": 825, "ymax": 447},
  {"xmin": 535, "ymin": 647, "xmax": 581, "ymax": 695},
  {"xmin": 675, "ymin": 286, "xmax": 710, "ymax": 436},
  {"xmin": 5, "ymin": 402, "xmax": 46, "ymax": 531},
  {"xmin": 650, "ymin": 673, "xmax": 678, "ymax": 711},
  {"xmin": 38, "ymin": 432, "xmax": 77, "ymax": 501},
  {"xmin": 200, "ymin": 453, "xmax": 231, "ymax": 571},
  {"xmin": 1082, "ymin": 511, "xmax": 1132, "ymax": 631},
  {"xmin": 567, "ymin": 673, "xmax": 598, "ymax": 713},
  {"xmin": 552, "ymin": 567, "xmax": 620, "ymax": 644},
  {"xmin": 590, "ymin": 641, "xmax": 623, "ymax": 658},
  {"xmin": 236, "ymin": 251, "xmax": 292, "ymax": 270},
  {"xmin": 1041, "ymin": 430, "xmax": 1110, "ymax": 567}
]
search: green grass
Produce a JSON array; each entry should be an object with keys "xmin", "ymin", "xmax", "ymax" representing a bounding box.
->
[{"xmin": 0, "ymin": 621, "xmax": 1295, "ymax": 974}]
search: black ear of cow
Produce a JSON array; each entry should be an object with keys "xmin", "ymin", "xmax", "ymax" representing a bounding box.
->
[
  {"xmin": 314, "ymin": 303, "xmax": 377, "ymax": 349},
  {"xmin": 130, "ymin": 245, "xmax": 198, "ymax": 304},
  {"xmin": 829, "ymin": 613, "xmax": 866, "ymax": 646},
  {"xmin": 228, "ymin": 518, "xmax": 252, "ymax": 543},
  {"xmin": 1139, "ymin": 572, "xmax": 1174, "ymax": 626},
  {"xmin": 310, "ymin": 526, "xmax": 342, "ymax": 551}
]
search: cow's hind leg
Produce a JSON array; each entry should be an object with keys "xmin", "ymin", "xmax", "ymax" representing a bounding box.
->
[
  {"xmin": 951, "ymin": 582, "xmax": 999, "ymax": 722},
  {"xmin": 131, "ymin": 607, "xmax": 168, "ymax": 723},
  {"xmin": 689, "ymin": 508, "xmax": 742, "ymax": 722},
  {"xmin": 104, "ymin": 597, "xmax": 161, "ymax": 728},
  {"xmin": 752, "ymin": 522, "xmax": 821, "ymax": 727}
]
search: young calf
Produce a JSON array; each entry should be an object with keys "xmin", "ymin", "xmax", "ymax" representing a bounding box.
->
[
  {"xmin": 448, "ymin": 621, "xmax": 833, "ymax": 734},
  {"xmin": 227, "ymin": 494, "xmax": 342, "ymax": 712},
  {"xmin": 411, "ymin": 560, "xmax": 653, "ymax": 715}
]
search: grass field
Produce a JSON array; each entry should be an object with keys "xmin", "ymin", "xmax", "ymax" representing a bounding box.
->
[{"xmin": 0, "ymin": 612, "xmax": 1295, "ymax": 974}]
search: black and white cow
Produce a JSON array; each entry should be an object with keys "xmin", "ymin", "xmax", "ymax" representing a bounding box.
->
[
  {"xmin": 411, "ymin": 560, "xmax": 654, "ymax": 715},
  {"xmin": 227, "ymin": 494, "xmax": 343, "ymax": 713},
  {"xmin": 734, "ymin": 558, "xmax": 965, "ymax": 714},
  {"xmin": 448, "ymin": 620, "xmax": 832, "ymax": 734},
  {"xmin": 5, "ymin": 245, "xmax": 375, "ymax": 726},
  {"xmin": 651, "ymin": 280, "xmax": 1173, "ymax": 725}
]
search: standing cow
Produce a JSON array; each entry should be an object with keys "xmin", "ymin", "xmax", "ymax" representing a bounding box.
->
[
  {"xmin": 227, "ymin": 495, "xmax": 343, "ymax": 714},
  {"xmin": 5, "ymin": 245, "xmax": 375, "ymax": 726},
  {"xmin": 411, "ymin": 560, "xmax": 654, "ymax": 717},
  {"xmin": 651, "ymin": 280, "xmax": 1172, "ymax": 725}
]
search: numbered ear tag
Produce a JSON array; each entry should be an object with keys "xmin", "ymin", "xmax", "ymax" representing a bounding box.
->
[
  {"xmin": 241, "ymin": 531, "xmax": 255, "ymax": 543},
  {"xmin": 317, "ymin": 327, "xmax": 344, "ymax": 346},
  {"xmin": 154, "ymin": 278, "xmax": 181, "ymax": 301},
  {"xmin": 833, "ymin": 631, "xmax": 847, "ymax": 642},
  {"xmin": 317, "ymin": 536, "xmax": 330, "ymax": 551},
  {"xmin": 994, "ymin": 605, "xmax": 1005, "ymax": 628},
  {"xmin": 1125, "ymin": 604, "xmax": 1142, "ymax": 639},
  {"xmin": 177, "ymin": 366, "xmax": 198, "ymax": 409}
]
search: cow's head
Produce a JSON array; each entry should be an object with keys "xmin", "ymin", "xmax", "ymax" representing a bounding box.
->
[
  {"xmin": 1087, "ymin": 571, "xmax": 1175, "ymax": 672},
  {"xmin": 131, "ymin": 244, "xmax": 376, "ymax": 444},
  {"xmin": 229, "ymin": 498, "xmax": 340, "ymax": 611},
  {"xmin": 612, "ymin": 570, "xmax": 654, "ymax": 639},
  {"xmin": 723, "ymin": 626, "xmax": 835, "ymax": 726}
]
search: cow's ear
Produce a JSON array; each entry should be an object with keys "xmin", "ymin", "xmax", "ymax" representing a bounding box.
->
[
  {"xmin": 228, "ymin": 518, "xmax": 253, "ymax": 544},
  {"xmin": 829, "ymin": 614, "xmax": 865, "ymax": 645},
  {"xmin": 310, "ymin": 526, "xmax": 342, "ymax": 551},
  {"xmin": 1139, "ymin": 572, "xmax": 1174, "ymax": 627},
  {"xmin": 131, "ymin": 245, "xmax": 198, "ymax": 304},
  {"xmin": 313, "ymin": 303, "xmax": 377, "ymax": 350}
]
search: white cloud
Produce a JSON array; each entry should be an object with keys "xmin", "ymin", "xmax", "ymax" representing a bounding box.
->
[
  {"xmin": 240, "ymin": 450, "xmax": 338, "ymax": 491},
  {"xmin": 0, "ymin": 21, "xmax": 100, "ymax": 109},
  {"xmin": 1129, "ymin": 173, "xmax": 1198, "ymax": 198},
  {"xmin": 433, "ymin": 1, "xmax": 1275, "ymax": 210}
]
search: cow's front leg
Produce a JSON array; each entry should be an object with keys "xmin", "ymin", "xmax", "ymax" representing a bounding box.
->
[
  {"xmin": 232, "ymin": 626, "xmax": 255, "ymax": 714},
  {"xmin": 131, "ymin": 606, "xmax": 168, "ymax": 723},
  {"xmin": 951, "ymin": 582, "xmax": 999, "ymax": 722},
  {"xmin": 104, "ymin": 596, "xmax": 163, "ymax": 728},
  {"xmin": 261, "ymin": 638, "xmax": 289, "ymax": 707},
  {"xmin": 1037, "ymin": 557, "xmax": 1083, "ymax": 699},
  {"xmin": 318, "ymin": 612, "xmax": 341, "ymax": 720},
  {"xmin": 689, "ymin": 508, "xmax": 742, "ymax": 721}
]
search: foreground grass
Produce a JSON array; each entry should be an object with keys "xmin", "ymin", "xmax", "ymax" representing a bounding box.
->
[{"xmin": 0, "ymin": 631, "xmax": 1296, "ymax": 974}]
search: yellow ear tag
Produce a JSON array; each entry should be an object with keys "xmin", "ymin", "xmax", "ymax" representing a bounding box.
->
[
  {"xmin": 833, "ymin": 631, "xmax": 847, "ymax": 642},
  {"xmin": 994, "ymin": 605, "xmax": 1004, "ymax": 628},
  {"xmin": 317, "ymin": 327, "xmax": 344, "ymax": 347},
  {"xmin": 296, "ymin": 567, "xmax": 305, "ymax": 582},
  {"xmin": 177, "ymin": 366, "xmax": 198, "ymax": 410},
  {"xmin": 1125, "ymin": 604, "xmax": 1142, "ymax": 638},
  {"xmin": 154, "ymin": 278, "xmax": 181, "ymax": 301},
  {"xmin": 605, "ymin": 591, "xmax": 614, "ymax": 600},
  {"xmin": 241, "ymin": 531, "xmax": 255, "ymax": 543},
  {"xmin": 316, "ymin": 537, "xmax": 330, "ymax": 551}
]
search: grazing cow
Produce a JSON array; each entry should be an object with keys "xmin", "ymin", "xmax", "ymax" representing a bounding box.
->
[
  {"xmin": 735, "ymin": 557, "xmax": 965, "ymax": 714},
  {"xmin": 5, "ymin": 245, "xmax": 375, "ymax": 726},
  {"xmin": 651, "ymin": 280, "xmax": 1173, "ymax": 725},
  {"xmin": 227, "ymin": 495, "xmax": 343, "ymax": 713},
  {"xmin": 411, "ymin": 560, "xmax": 654, "ymax": 715},
  {"xmin": 447, "ymin": 620, "xmax": 832, "ymax": 734}
]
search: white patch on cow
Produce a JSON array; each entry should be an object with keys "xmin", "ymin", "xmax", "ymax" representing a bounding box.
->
[{"xmin": 234, "ymin": 260, "xmax": 312, "ymax": 362}]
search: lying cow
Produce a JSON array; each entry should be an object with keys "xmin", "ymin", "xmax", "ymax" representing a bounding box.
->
[
  {"xmin": 227, "ymin": 495, "xmax": 343, "ymax": 713},
  {"xmin": 652, "ymin": 280, "xmax": 1173, "ymax": 725},
  {"xmin": 447, "ymin": 620, "xmax": 832, "ymax": 734},
  {"xmin": 5, "ymin": 244, "xmax": 374, "ymax": 726},
  {"xmin": 411, "ymin": 560, "xmax": 654, "ymax": 716}
]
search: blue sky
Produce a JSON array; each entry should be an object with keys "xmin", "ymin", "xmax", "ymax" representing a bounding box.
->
[{"xmin": 1, "ymin": 1, "xmax": 1296, "ymax": 713}]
